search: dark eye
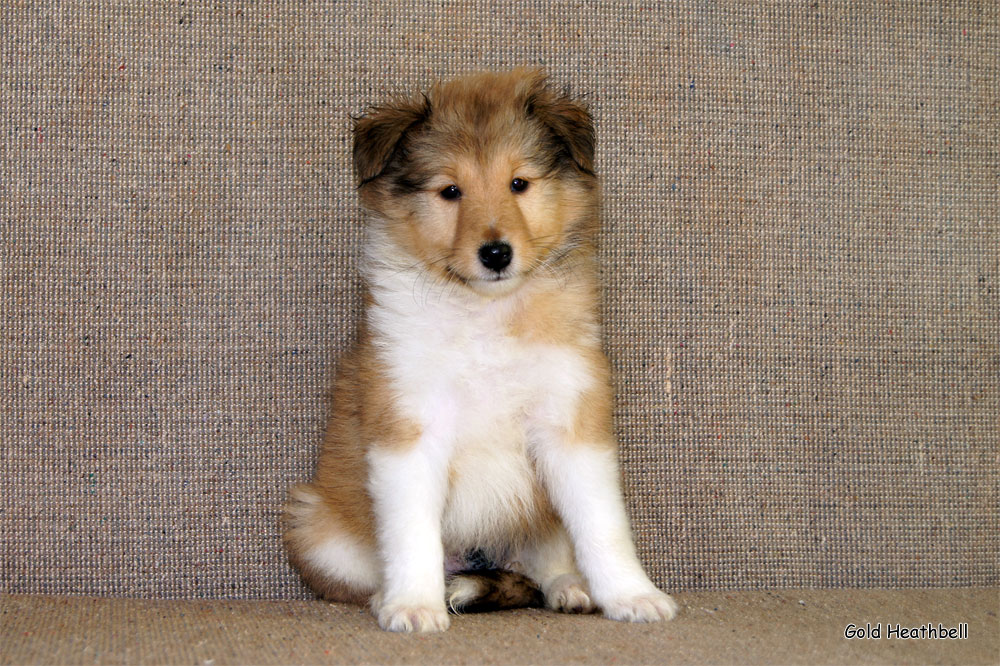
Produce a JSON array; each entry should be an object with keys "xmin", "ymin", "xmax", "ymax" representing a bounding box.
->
[
  {"xmin": 440, "ymin": 185, "xmax": 461, "ymax": 200},
  {"xmin": 510, "ymin": 178, "xmax": 529, "ymax": 193}
]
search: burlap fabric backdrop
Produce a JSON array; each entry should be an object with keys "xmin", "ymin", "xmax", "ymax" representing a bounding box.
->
[{"xmin": 2, "ymin": 2, "xmax": 997, "ymax": 599}]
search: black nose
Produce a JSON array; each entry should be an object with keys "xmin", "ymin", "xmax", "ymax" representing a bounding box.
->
[{"xmin": 478, "ymin": 241, "xmax": 513, "ymax": 272}]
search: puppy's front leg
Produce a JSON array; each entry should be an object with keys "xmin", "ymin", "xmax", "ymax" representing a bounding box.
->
[
  {"xmin": 367, "ymin": 444, "xmax": 450, "ymax": 632},
  {"xmin": 533, "ymin": 436, "xmax": 678, "ymax": 623}
]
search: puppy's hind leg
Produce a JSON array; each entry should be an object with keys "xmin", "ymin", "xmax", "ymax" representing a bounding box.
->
[
  {"xmin": 283, "ymin": 484, "xmax": 380, "ymax": 604},
  {"xmin": 515, "ymin": 525, "xmax": 595, "ymax": 614}
]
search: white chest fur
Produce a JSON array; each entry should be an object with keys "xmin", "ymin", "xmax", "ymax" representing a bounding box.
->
[{"xmin": 367, "ymin": 267, "xmax": 594, "ymax": 548}]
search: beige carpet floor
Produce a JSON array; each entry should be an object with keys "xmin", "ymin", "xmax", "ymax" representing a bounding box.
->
[{"xmin": 2, "ymin": 589, "xmax": 997, "ymax": 665}]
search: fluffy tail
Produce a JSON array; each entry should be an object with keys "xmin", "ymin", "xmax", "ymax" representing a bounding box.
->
[{"xmin": 446, "ymin": 569, "xmax": 544, "ymax": 614}]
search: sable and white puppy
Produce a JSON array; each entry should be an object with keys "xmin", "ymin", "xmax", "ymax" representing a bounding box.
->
[{"xmin": 284, "ymin": 69, "xmax": 678, "ymax": 633}]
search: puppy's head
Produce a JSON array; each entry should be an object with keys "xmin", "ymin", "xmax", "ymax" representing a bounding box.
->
[{"xmin": 354, "ymin": 69, "xmax": 599, "ymax": 297}]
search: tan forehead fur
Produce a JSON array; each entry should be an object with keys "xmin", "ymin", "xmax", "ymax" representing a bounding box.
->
[{"xmin": 415, "ymin": 69, "xmax": 549, "ymax": 165}]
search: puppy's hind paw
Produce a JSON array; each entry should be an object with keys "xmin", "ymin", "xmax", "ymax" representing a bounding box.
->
[
  {"xmin": 545, "ymin": 574, "xmax": 595, "ymax": 614},
  {"xmin": 602, "ymin": 591, "xmax": 679, "ymax": 623},
  {"xmin": 377, "ymin": 603, "xmax": 451, "ymax": 633}
]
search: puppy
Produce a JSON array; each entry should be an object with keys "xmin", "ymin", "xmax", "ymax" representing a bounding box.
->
[{"xmin": 284, "ymin": 69, "xmax": 678, "ymax": 633}]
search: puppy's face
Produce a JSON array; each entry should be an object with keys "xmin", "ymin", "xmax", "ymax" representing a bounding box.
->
[{"xmin": 354, "ymin": 70, "xmax": 599, "ymax": 297}]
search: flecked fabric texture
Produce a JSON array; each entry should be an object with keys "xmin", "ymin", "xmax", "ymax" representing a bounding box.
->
[
  {"xmin": 3, "ymin": 590, "xmax": 998, "ymax": 666},
  {"xmin": 1, "ymin": 3, "xmax": 997, "ymax": 598}
]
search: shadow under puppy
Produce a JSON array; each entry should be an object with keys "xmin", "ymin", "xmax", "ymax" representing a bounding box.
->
[{"xmin": 284, "ymin": 69, "xmax": 678, "ymax": 632}]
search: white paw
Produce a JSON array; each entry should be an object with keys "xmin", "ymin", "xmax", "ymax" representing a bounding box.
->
[
  {"xmin": 601, "ymin": 591, "xmax": 679, "ymax": 623},
  {"xmin": 545, "ymin": 574, "xmax": 595, "ymax": 614},
  {"xmin": 377, "ymin": 602, "xmax": 451, "ymax": 633}
]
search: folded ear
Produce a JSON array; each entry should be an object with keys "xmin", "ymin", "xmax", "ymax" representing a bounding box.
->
[
  {"xmin": 353, "ymin": 95, "xmax": 431, "ymax": 185},
  {"xmin": 523, "ymin": 73, "xmax": 595, "ymax": 175}
]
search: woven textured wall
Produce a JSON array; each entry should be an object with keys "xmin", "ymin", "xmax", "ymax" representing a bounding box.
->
[{"xmin": 2, "ymin": 2, "xmax": 997, "ymax": 598}]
